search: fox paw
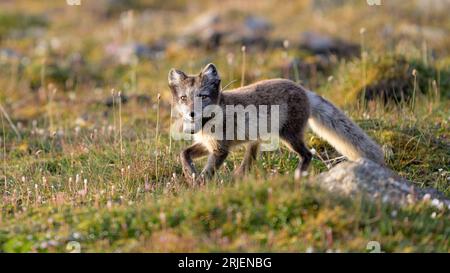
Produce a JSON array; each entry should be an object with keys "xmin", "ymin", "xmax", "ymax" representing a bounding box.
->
[
  {"xmin": 294, "ymin": 169, "xmax": 308, "ymax": 181},
  {"xmin": 233, "ymin": 168, "xmax": 245, "ymax": 177}
]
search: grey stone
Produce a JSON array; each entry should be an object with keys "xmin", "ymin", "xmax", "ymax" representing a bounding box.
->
[
  {"xmin": 181, "ymin": 12, "xmax": 275, "ymax": 50},
  {"xmin": 300, "ymin": 32, "xmax": 360, "ymax": 58},
  {"xmin": 313, "ymin": 158, "xmax": 450, "ymax": 209}
]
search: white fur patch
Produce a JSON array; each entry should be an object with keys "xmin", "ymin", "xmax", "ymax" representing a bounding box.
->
[
  {"xmin": 194, "ymin": 131, "xmax": 219, "ymax": 152},
  {"xmin": 308, "ymin": 118, "xmax": 360, "ymax": 161},
  {"xmin": 294, "ymin": 169, "xmax": 301, "ymax": 180}
]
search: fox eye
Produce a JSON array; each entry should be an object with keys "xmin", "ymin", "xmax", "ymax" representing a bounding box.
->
[{"xmin": 180, "ymin": 95, "xmax": 187, "ymax": 101}]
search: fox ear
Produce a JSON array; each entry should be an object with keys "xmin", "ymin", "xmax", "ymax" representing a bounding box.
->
[
  {"xmin": 168, "ymin": 69, "xmax": 187, "ymax": 87},
  {"xmin": 201, "ymin": 63, "xmax": 220, "ymax": 81},
  {"xmin": 201, "ymin": 64, "xmax": 221, "ymax": 95}
]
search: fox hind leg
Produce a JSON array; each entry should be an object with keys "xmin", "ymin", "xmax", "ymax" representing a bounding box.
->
[
  {"xmin": 280, "ymin": 129, "xmax": 312, "ymax": 180},
  {"xmin": 234, "ymin": 141, "xmax": 259, "ymax": 176}
]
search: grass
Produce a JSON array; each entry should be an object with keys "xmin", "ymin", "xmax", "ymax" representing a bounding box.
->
[
  {"xmin": 0, "ymin": 0, "xmax": 449, "ymax": 252},
  {"xmin": 1, "ymin": 178, "xmax": 448, "ymax": 252}
]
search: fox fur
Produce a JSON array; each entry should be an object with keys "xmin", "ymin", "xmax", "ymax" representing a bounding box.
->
[{"xmin": 168, "ymin": 63, "xmax": 384, "ymax": 181}]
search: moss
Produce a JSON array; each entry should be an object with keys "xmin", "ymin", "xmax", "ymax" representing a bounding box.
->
[
  {"xmin": 0, "ymin": 12, "xmax": 47, "ymax": 40},
  {"xmin": 326, "ymin": 54, "xmax": 450, "ymax": 106},
  {"xmin": 1, "ymin": 179, "xmax": 448, "ymax": 252},
  {"xmin": 375, "ymin": 128, "xmax": 450, "ymax": 193},
  {"xmin": 0, "ymin": 0, "xmax": 449, "ymax": 253}
]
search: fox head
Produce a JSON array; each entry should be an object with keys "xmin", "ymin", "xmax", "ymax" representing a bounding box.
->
[{"xmin": 168, "ymin": 63, "xmax": 221, "ymax": 133}]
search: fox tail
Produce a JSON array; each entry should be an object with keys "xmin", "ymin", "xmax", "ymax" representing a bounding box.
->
[{"xmin": 306, "ymin": 90, "xmax": 384, "ymax": 165}]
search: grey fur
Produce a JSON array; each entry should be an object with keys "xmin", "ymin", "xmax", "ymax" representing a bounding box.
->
[
  {"xmin": 306, "ymin": 91, "xmax": 384, "ymax": 165},
  {"xmin": 169, "ymin": 63, "xmax": 384, "ymax": 182}
]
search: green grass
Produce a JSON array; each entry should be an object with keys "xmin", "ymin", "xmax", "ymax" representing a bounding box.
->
[
  {"xmin": 0, "ymin": 106, "xmax": 448, "ymax": 252},
  {"xmin": 0, "ymin": 12, "xmax": 47, "ymax": 40},
  {"xmin": 1, "ymin": 178, "xmax": 448, "ymax": 252}
]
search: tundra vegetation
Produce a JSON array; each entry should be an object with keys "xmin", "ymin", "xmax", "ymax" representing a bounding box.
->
[{"xmin": 0, "ymin": 0, "xmax": 448, "ymax": 252}]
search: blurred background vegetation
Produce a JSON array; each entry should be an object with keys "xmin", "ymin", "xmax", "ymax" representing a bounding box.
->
[{"xmin": 0, "ymin": 0, "xmax": 448, "ymax": 252}]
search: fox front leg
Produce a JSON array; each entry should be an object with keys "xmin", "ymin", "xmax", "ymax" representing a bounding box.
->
[
  {"xmin": 200, "ymin": 149, "xmax": 229, "ymax": 179},
  {"xmin": 180, "ymin": 143, "xmax": 209, "ymax": 180},
  {"xmin": 234, "ymin": 142, "xmax": 259, "ymax": 177}
]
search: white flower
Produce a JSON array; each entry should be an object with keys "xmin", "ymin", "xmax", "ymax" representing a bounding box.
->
[{"xmin": 422, "ymin": 193, "xmax": 431, "ymax": 202}]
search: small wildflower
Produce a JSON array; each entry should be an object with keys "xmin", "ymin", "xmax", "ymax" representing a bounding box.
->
[
  {"xmin": 159, "ymin": 212, "xmax": 166, "ymax": 225},
  {"xmin": 226, "ymin": 53, "xmax": 234, "ymax": 65},
  {"xmin": 422, "ymin": 193, "xmax": 431, "ymax": 202},
  {"xmin": 72, "ymin": 232, "xmax": 81, "ymax": 240}
]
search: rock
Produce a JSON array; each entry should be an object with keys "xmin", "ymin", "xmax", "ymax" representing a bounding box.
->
[
  {"xmin": 182, "ymin": 11, "xmax": 220, "ymax": 36},
  {"xmin": 244, "ymin": 16, "xmax": 272, "ymax": 35},
  {"xmin": 227, "ymin": 15, "xmax": 274, "ymax": 49},
  {"xmin": 134, "ymin": 41, "xmax": 166, "ymax": 59},
  {"xmin": 134, "ymin": 94, "xmax": 152, "ymax": 105},
  {"xmin": 105, "ymin": 41, "xmax": 166, "ymax": 64},
  {"xmin": 104, "ymin": 94, "xmax": 151, "ymax": 108},
  {"xmin": 313, "ymin": 158, "xmax": 450, "ymax": 209},
  {"xmin": 181, "ymin": 11, "xmax": 275, "ymax": 50},
  {"xmin": 105, "ymin": 93, "xmax": 129, "ymax": 107},
  {"xmin": 280, "ymin": 55, "xmax": 336, "ymax": 84},
  {"xmin": 363, "ymin": 77, "xmax": 412, "ymax": 104},
  {"xmin": 300, "ymin": 32, "xmax": 360, "ymax": 58},
  {"xmin": 0, "ymin": 48, "xmax": 21, "ymax": 61}
]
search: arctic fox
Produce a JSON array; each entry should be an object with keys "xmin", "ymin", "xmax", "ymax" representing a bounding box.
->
[{"xmin": 168, "ymin": 63, "xmax": 384, "ymax": 181}]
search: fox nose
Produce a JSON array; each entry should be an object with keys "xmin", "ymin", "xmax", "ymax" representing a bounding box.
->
[{"xmin": 190, "ymin": 112, "xmax": 195, "ymax": 119}]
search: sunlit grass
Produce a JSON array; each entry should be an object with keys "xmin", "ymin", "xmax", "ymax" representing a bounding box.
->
[{"xmin": 0, "ymin": 0, "xmax": 449, "ymax": 252}]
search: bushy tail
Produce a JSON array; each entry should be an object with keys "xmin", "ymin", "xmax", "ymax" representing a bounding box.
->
[{"xmin": 306, "ymin": 90, "xmax": 384, "ymax": 165}]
